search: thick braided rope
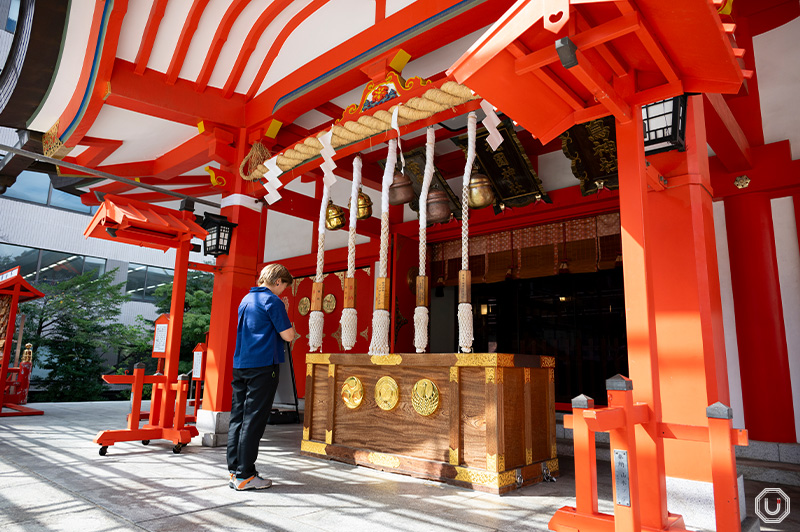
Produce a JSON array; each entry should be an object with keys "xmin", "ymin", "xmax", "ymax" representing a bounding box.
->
[
  {"xmin": 459, "ymin": 112, "xmax": 478, "ymax": 353},
  {"xmin": 341, "ymin": 156, "xmax": 362, "ymax": 350},
  {"xmin": 369, "ymin": 139, "xmax": 397, "ymax": 355},
  {"xmin": 414, "ymin": 127, "xmax": 436, "ymax": 353},
  {"xmin": 309, "ymin": 185, "xmax": 330, "ymax": 352}
]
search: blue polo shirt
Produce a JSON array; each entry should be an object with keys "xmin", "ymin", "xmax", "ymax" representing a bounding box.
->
[{"xmin": 233, "ymin": 287, "xmax": 292, "ymax": 369}]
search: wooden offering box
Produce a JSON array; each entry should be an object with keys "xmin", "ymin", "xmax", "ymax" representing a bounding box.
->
[{"xmin": 301, "ymin": 352, "xmax": 558, "ymax": 494}]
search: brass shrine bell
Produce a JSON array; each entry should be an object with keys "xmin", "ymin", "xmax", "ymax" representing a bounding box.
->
[
  {"xmin": 426, "ymin": 188, "xmax": 451, "ymax": 224},
  {"xmin": 389, "ymin": 171, "xmax": 414, "ymax": 205},
  {"xmin": 356, "ymin": 188, "xmax": 372, "ymax": 220},
  {"xmin": 467, "ymin": 173, "xmax": 495, "ymax": 209},
  {"xmin": 325, "ymin": 200, "xmax": 345, "ymax": 230}
]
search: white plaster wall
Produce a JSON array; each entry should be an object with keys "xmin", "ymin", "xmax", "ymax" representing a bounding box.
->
[
  {"xmin": 771, "ymin": 196, "xmax": 800, "ymax": 443},
  {"xmin": 713, "ymin": 201, "xmax": 746, "ymax": 430},
  {"xmin": 262, "ymin": 209, "xmax": 313, "ymax": 262}
]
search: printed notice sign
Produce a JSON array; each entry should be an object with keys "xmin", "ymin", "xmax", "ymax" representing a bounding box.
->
[
  {"xmin": 193, "ymin": 351, "xmax": 203, "ymax": 378},
  {"xmin": 153, "ymin": 323, "xmax": 168, "ymax": 353}
]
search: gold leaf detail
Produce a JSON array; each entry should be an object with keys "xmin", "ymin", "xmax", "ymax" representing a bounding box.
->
[
  {"xmin": 328, "ymin": 364, "xmax": 335, "ymax": 377},
  {"xmin": 541, "ymin": 356, "xmax": 556, "ymax": 368},
  {"xmin": 551, "ymin": 442, "xmax": 558, "ymax": 458},
  {"xmin": 306, "ymin": 353, "xmax": 331, "ymax": 364},
  {"xmin": 306, "ymin": 363, "xmax": 313, "ymax": 376},
  {"xmin": 301, "ymin": 440, "xmax": 327, "ymax": 455},
  {"xmin": 549, "ymin": 368, "xmax": 554, "ymax": 383},
  {"xmin": 454, "ymin": 467, "xmax": 516, "ymax": 488},
  {"xmin": 546, "ymin": 458, "xmax": 559, "ymax": 474},
  {"xmin": 375, "ymin": 376, "xmax": 399, "ymax": 411},
  {"xmin": 456, "ymin": 353, "xmax": 514, "ymax": 367},
  {"xmin": 526, "ymin": 447, "xmax": 533, "ymax": 465},
  {"xmin": 325, "ymin": 430, "xmax": 332, "ymax": 444},
  {"xmin": 411, "ymin": 378, "xmax": 439, "ymax": 416},
  {"xmin": 370, "ymin": 354, "xmax": 402, "ymax": 365},
  {"xmin": 449, "ymin": 367, "xmax": 459, "ymax": 383},
  {"xmin": 524, "ymin": 368, "xmax": 531, "ymax": 383},
  {"xmin": 449, "ymin": 448, "xmax": 459, "ymax": 465},
  {"xmin": 341, "ymin": 376, "xmax": 363, "ymax": 409},
  {"xmin": 368, "ymin": 452, "xmax": 400, "ymax": 468},
  {"xmin": 486, "ymin": 368, "xmax": 495, "ymax": 384},
  {"xmin": 303, "ymin": 427, "xmax": 309, "ymax": 440}
]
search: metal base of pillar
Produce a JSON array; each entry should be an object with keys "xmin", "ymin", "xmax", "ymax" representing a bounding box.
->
[{"xmin": 196, "ymin": 409, "xmax": 229, "ymax": 447}]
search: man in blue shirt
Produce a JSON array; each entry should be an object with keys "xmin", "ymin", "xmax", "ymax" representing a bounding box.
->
[{"xmin": 228, "ymin": 263, "xmax": 295, "ymax": 490}]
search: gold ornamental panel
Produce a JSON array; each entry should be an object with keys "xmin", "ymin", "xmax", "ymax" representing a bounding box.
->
[
  {"xmin": 370, "ymin": 354, "xmax": 402, "ymax": 365},
  {"xmin": 367, "ymin": 452, "xmax": 400, "ymax": 468},
  {"xmin": 298, "ymin": 297, "xmax": 311, "ymax": 316},
  {"xmin": 322, "ymin": 293, "xmax": 336, "ymax": 314},
  {"xmin": 301, "ymin": 440, "xmax": 327, "ymax": 455},
  {"xmin": 375, "ymin": 376, "xmax": 399, "ymax": 411},
  {"xmin": 411, "ymin": 378, "xmax": 439, "ymax": 416},
  {"xmin": 341, "ymin": 376, "xmax": 364, "ymax": 409}
]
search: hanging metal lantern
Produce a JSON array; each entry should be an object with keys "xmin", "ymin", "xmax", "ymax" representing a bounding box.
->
[
  {"xmin": 325, "ymin": 200, "xmax": 346, "ymax": 230},
  {"xmin": 467, "ymin": 173, "xmax": 495, "ymax": 209},
  {"xmin": 389, "ymin": 170, "xmax": 414, "ymax": 205},
  {"xmin": 356, "ymin": 187, "xmax": 373, "ymax": 220},
  {"xmin": 200, "ymin": 213, "xmax": 238, "ymax": 256},
  {"xmin": 426, "ymin": 188, "xmax": 451, "ymax": 224}
]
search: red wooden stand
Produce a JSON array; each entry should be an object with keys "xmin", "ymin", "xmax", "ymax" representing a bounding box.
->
[
  {"xmin": 0, "ymin": 267, "xmax": 44, "ymax": 417},
  {"xmin": 85, "ymin": 195, "xmax": 207, "ymax": 454}
]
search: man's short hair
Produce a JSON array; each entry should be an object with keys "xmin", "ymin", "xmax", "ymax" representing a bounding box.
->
[{"xmin": 258, "ymin": 263, "xmax": 293, "ymax": 287}]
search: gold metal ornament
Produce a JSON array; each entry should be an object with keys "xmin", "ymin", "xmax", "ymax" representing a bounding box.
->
[
  {"xmin": 298, "ymin": 297, "xmax": 311, "ymax": 316},
  {"xmin": 411, "ymin": 378, "xmax": 440, "ymax": 416},
  {"xmin": 357, "ymin": 188, "xmax": 373, "ymax": 219},
  {"xmin": 325, "ymin": 200, "xmax": 346, "ymax": 230},
  {"xmin": 467, "ymin": 173, "xmax": 495, "ymax": 209},
  {"xmin": 322, "ymin": 293, "xmax": 336, "ymax": 314},
  {"xmin": 375, "ymin": 376, "xmax": 399, "ymax": 411},
  {"xmin": 341, "ymin": 376, "xmax": 364, "ymax": 409},
  {"xmin": 389, "ymin": 170, "xmax": 415, "ymax": 205}
]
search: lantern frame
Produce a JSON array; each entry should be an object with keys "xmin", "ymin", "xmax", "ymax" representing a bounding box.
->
[{"xmin": 200, "ymin": 213, "xmax": 237, "ymax": 256}]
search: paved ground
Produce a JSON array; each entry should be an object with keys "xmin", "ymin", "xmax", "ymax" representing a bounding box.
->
[{"xmin": 0, "ymin": 401, "xmax": 795, "ymax": 531}]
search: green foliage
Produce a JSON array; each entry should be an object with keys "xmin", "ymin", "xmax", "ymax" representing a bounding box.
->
[
  {"xmin": 22, "ymin": 269, "xmax": 149, "ymax": 402},
  {"xmin": 152, "ymin": 271, "xmax": 214, "ymax": 357}
]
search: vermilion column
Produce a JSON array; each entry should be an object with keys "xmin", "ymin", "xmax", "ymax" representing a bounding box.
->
[
  {"xmin": 198, "ymin": 132, "xmax": 264, "ymax": 447},
  {"xmin": 724, "ymin": 192, "xmax": 796, "ymax": 442},
  {"xmin": 647, "ymin": 95, "xmax": 732, "ymax": 481}
]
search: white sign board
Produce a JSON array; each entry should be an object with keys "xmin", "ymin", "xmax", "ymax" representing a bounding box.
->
[
  {"xmin": 193, "ymin": 351, "xmax": 203, "ymax": 378},
  {"xmin": 153, "ymin": 323, "xmax": 168, "ymax": 353},
  {"xmin": 0, "ymin": 267, "xmax": 20, "ymax": 283}
]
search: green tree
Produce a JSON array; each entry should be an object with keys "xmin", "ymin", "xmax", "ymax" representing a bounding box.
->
[
  {"xmin": 152, "ymin": 270, "xmax": 214, "ymax": 358},
  {"xmin": 22, "ymin": 269, "xmax": 148, "ymax": 401}
]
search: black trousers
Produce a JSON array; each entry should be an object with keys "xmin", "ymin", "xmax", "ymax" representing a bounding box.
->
[{"xmin": 226, "ymin": 364, "xmax": 280, "ymax": 478}]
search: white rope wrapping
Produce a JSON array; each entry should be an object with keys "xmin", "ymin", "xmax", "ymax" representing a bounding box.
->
[
  {"xmin": 341, "ymin": 156, "xmax": 362, "ymax": 351},
  {"xmin": 414, "ymin": 127, "xmax": 436, "ymax": 353},
  {"xmin": 458, "ymin": 112, "xmax": 478, "ymax": 353},
  {"xmin": 369, "ymin": 139, "xmax": 397, "ymax": 355},
  {"xmin": 309, "ymin": 185, "xmax": 330, "ymax": 352},
  {"xmin": 458, "ymin": 303, "xmax": 473, "ymax": 353}
]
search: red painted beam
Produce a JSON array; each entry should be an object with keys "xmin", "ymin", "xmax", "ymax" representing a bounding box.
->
[
  {"xmin": 394, "ymin": 185, "xmax": 620, "ymax": 243},
  {"xmin": 221, "ymin": 0, "xmax": 295, "ymax": 98},
  {"xmin": 166, "ymin": 0, "xmax": 211, "ymax": 85},
  {"xmin": 710, "ymin": 140, "xmax": 800, "ymax": 199},
  {"xmin": 703, "ymin": 93, "xmax": 752, "ymax": 173},
  {"xmin": 316, "ymin": 101, "xmax": 346, "ymax": 120},
  {"xmin": 134, "ymin": 0, "xmax": 169, "ymax": 75},
  {"xmin": 119, "ymin": 185, "xmax": 221, "ymax": 204},
  {"xmin": 268, "ymin": 188, "xmax": 381, "ymax": 238},
  {"xmin": 194, "ymin": 0, "xmax": 250, "ymax": 92},
  {"xmin": 73, "ymin": 137, "xmax": 123, "ymax": 167},
  {"xmin": 108, "ymin": 59, "xmax": 246, "ymax": 128},
  {"xmin": 245, "ymin": 0, "xmax": 511, "ymax": 125}
]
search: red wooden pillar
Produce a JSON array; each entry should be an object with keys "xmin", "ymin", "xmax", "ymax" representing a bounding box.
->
[
  {"xmin": 724, "ymin": 191, "xmax": 796, "ymax": 442},
  {"xmin": 616, "ymin": 100, "xmax": 669, "ymax": 529},
  {"xmin": 199, "ymin": 132, "xmax": 264, "ymax": 446},
  {"xmin": 646, "ymin": 95, "xmax": 732, "ymax": 480}
]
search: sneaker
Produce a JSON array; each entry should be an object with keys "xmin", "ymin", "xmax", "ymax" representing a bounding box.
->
[
  {"xmin": 228, "ymin": 472, "xmax": 235, "ymax": 489},
  {"xmin": 233, "ymin": 474, "xmax": 272, "ymax": 491}
]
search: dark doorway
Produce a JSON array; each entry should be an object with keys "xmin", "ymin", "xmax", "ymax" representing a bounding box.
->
[{"xmin": 472, "ymin": 269, "xmax": 627, "ymax": 406}]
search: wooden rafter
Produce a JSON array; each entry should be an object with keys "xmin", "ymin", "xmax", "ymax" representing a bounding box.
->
[
  {"xmin": 221, "ymin": 0, "xmax": 295, "ymax": 98},
  {"xmin": 166, "ymin": 0, "xmax": 211, "ymax": 85},
  {"xmin": 194, "ymin": 0, "xmax": 251, "ymax": 92},
  {"xmin": 134, "ymin": 0, "xmax": 169, "ymax": 75},
  {"xmin": 244, "ymin": 0, "xmax": 333, "ymax": 100}
]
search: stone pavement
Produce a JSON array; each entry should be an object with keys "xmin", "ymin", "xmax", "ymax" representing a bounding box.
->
[{"xmin": 0, "ymin": 401, "xmax": 794, "ymax": 531}]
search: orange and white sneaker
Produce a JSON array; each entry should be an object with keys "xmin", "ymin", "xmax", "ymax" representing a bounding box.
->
[
  {"xmin": 229, "ymin": 472, "xmax": 235, "ymax": 489},
  {"xmin": 233, "ymin": 474, "xmax": 272, "ymax": 491}
]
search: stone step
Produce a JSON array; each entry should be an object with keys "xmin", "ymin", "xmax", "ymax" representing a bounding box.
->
[{"xmin": 737, "ymin": 456, "xmax": 800, "ymax": 487}]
